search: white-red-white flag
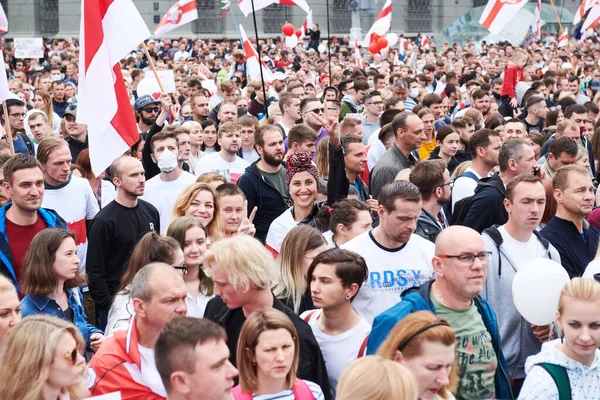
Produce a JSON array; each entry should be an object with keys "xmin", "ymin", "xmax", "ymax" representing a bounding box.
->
[
  {"xmin": 421, "ymin": 34, "xmax": 430, "ymax": 50},
  {"xmin": 354, "ymin": 37, "xmax": 362, "ymax": 69},
  {"xmin": 301, "ymin": 9, "xmax": 313, "ymax": 37},
  {"xmin": 558, "ymin": 28, "xmax": 569, "ymax": 47},
  {"xmin": 155, "ymin": 0, "xmax": 198, "ymax": 37},
  {"xmin": 0, "ymin": 51, "xmax": 11, "ymax": 102},
  {"xmin": 574, "ymin": 0, "xmax": 595, "ymax": 25},
  {"xmin": 362, "ymin": 0, "xmax": 391, "ymax": 47},
  {"xmin": 534, "ymin": 0, "xmax": 541, "ymax": 40},
  {"xmin": 399, "ymin": 37, "xmax": 407, "ymax": 55},
  {"xmin": 0, "ymin": 4, "xmax": 7, "ymax": 34},
  {"xmin": 238, "ymin": 0, "xmax": 309, "ymax": 17},
  {"xmin": 239, "ymin": 25, "xmax": 274, "ymax": 83},
  {"xmin": 582, "ymin": 4, "xmax": 600, "ymax": 31},
  {"xmin": 479, "ymin": 0, "xmax": 528, "ymax": 35},
  {"xmin": 79, "ymin": 0, "xmax": 150, "ymax": 176}
]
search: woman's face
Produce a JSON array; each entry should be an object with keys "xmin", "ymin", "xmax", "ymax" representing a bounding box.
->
[
  {"xmin": 64, "ymin": 85, "xmax": 75, "ymax": 99},
  {"xmin": 0, "ymin": 290, "xmax": 21, "ymax": 345},
  {"xmin": 578, "ymin": 154, "xmax": 590, "ymax": 169},
  {"xmin": 556, "ymin": 111, "xmax": 565, "ymax": 124},
  {"xmin": 185, "ymin": 190, "xmax": 215, "ymax": 227},
  {"xmin": 189, "ymin": 127, "xmax": 203, "ymax": 147},
  {"xmin": 180, "ymin": 104, "xmax": 192, "ymax": 120},
  {"xmin": 289, "ymin": 171, "xmax": 317, "ymax": 209},
  {"xmin": 303, "ymin": 244, "xmax": 329, "ymax": 276},
  {"xmin": 396, "ymin": 341, "xmax": 455, "ymax": 400},
  {"xmin": 53, "ymin": 237, "xmax": 80, "ymax": 282},
  {"xmin": 183, "ymin": 226, "xmax": 207, "ymax": 268},
  {"xmin": 46, "ymin": 333, "xmax": 86, "ymax": 391},
  {"xmin": 340, "ymin": 210, "xmax": 373, "ymax": 243},
  {"xmin": 558, "ymin": 298, "xmax": 600, "ymax": 365},
  {"xmin": 203, "ymin": 125, "xmax": 217, "ymax": 148},
  {"xmin": 33, "ymin": 95, "xmax": 45, "ymax": 110},
  {"xmin": 439, "ymin": 133, "xmax": 460, "ymax": 158},
  {"xmin": 219, "ymin": 194, "xmax": 245, "ymax": 235},
  {"xmin": 253, "ymin": 328, "xmax": 295, "ymax": 383}
]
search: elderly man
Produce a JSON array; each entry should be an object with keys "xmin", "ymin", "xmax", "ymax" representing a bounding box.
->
[{"xmin": 367, "ymin": 226, "xmax": 513, "ymax": 400}]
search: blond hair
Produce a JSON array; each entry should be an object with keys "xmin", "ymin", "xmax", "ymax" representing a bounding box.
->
[
  {"xmin": 452, "ymin": 160, "xmax": 473, "ymax": 179},
  {"xmin": 0, "ymin": 315, "xmax": 89, "ymax": 399},
  {"xmin": 0, "ymin": 274, "xmax": 15, "ymax": 293},
  {"xmin": 36, "ymin": 136, "xmax": 68, "ymax": 165},
  {"xmin": 394, "ymin": 168, "xmax": 412, "ymax": 181},
  {"xmin": 237, "ymin": 309, "xmax": 299, "ymax": 393},
  {"xmin": 171, "ymin": 182, "xmax": 221, "ymax": 239},
  {"xmin": 558, "ymin": 278, "xmax": 600, "ymax": 318},
  {"xmin": 336, "ymin": 356, "xmax": 419, "ymax": 400},
  {"xmin": 204, "ymin": 235, "xmax": 277, "ymax": 292}
]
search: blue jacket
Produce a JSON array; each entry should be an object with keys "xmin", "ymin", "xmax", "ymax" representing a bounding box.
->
[
  {"xmin": 367, "ymin": 280, "xmax": 514, "ymax": 400},
  {"xmin": 0, "ymin": 203, "xmax": 68, "ymax": 290},
  {"xmin": 463, "ymin": 174, "xmax": 508, "ymax": 234},
  {"xmin": 21, "ymin": 288, "xmax": 103, "ymax": 346}
]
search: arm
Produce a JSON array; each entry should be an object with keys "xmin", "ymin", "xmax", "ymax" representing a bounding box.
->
[
  {"xmin": 237, "ymin": 174, "xmax": 258, "ymax": 217},
  {"xmin": 86, "ymin": 219, "xmax": 113, "ymax": 310},
  {"xmin": 327, "ymin": 143, "xmax": 349, "ymax": 205}
]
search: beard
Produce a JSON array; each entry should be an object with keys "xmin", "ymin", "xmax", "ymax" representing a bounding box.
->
[
  {"xmin": 263, "ymin": 150, "xmax": 284, "ymax": 167},
  {"xmin": 141, "ymin": 115, "xmax": 156, "ymax": 126}
]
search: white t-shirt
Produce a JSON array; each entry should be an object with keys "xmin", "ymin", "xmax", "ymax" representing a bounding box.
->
[
  {"xmin": 241, "ymin": 149, "xmax": 260, "ymax": 164},
  {"xmin": 249, "ymin": 381, "xmax": 324, "ymax": 400},
  {"xmin": 42, "ymin": 175, "xmax": 100, "ymax": 274},
  {"xmin": 367, "ymin": 129, "xmax": 386, "ymax": 171},
  {"xmin": 195, "ymin": 152, "xmax": 250, "ymax": 184},
  {"xmin": 265, "ymin": 209, "xmax": 297, "ymax": 255},
  {"xmin": 300, "ymin": 309, "xmax": 371, "ymax": 396},
  {"xmin": 186, "ymin": 292, "xmax": 215, "ymax": 318},
  {"xmin": 451, "ymin": 167, "xmax": 483, "ymax": 212},
  {"xmin": 141, "ymin": 171, "xmax": 197, "ymax": 234},
  {"xmin": 137, "ymin": 345, "xmax": 167, "ymax": 397},
  {"xmin": 341, "ymin": 230, "xmax": 435, "ymax": 323},
  {"xmin": 497, "ymin": 226, "xmax": 550, "ymax": 267}
]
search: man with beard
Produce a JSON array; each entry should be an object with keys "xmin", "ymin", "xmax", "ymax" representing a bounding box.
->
[
  {"xmin": 51, "ymin": 80, "xmax": 68, "ymax": 118},
  {"xmin": 87, "ymin": 156, "xmax": 160, "ymax": 329},
  {"xmin": 409, "ymin": 159, "xmax": 451, "ymax": 243},
  {"xmin": 238, "ymin": 125, "xmax": 287, "ymax": 243},
  {"xmin": 191, "ymin": 94, "xmax": 210, "ymax": 124},
  {"xmin": 196, "ymin": 122, "xmax": 250, "ymax": 185},
  {"xmin": 134, "ymin": 94, "xmax": 161, "ymax": 134},
  {"xmin": 63, "ymin": 103, "xmax": 88, "ymax": 163}
]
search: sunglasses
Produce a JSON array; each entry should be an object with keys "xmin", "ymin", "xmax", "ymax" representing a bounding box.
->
[
  {"xmin": 307, "ymin": 107, "xmax": 324, "ymax": 114},
  {"xmin": 142, "ymin": 107, "xmax": 160, "ymax": 113},
  {"xmin": 64, "ymin": 348, "xmax": 79, "ymax": 366}
]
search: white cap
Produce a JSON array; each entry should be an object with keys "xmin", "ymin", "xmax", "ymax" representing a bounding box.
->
[
  {"xmin": 273, "ymin": 71, "xmax": 287, "ymax": 81},
  {"xmin": 561, "ymin": 62, "xmax": 573, "ymax": 70}
]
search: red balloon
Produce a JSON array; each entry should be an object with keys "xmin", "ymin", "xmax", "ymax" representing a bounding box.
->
[
  {"xmin": 377, "ymin": 36, "xmax": 389, "ymax": 49},
  {"xmin": 295, "ymin": 28, "xmax": 302, "ymax": 38},
  {"xmin": 368, "ymin": 42, "xmax": 380, "ymax": 54},
  {"xmin": 282, "ymin": 23, "xmax": 295, "ymax": 37}
]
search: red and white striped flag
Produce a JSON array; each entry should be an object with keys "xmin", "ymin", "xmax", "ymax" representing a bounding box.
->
[
  {"xmin": 421, "ymin": 34, "xmax": 430, "ymax": 50},
  {"xmin": 354, "ymin": 37, "xmax": 362, "ymax": 69},
  {"xmin": 574, "ymin": 0, "xmax": 595, "ymax": 25},
  {"xmin": 534, "ymin": 0, "xmax": 541, "ymax": 40},
  {"xmin": 155, "ymin": 0, "xmax": 198, "ymax": 37},
  {"xmin": 238, "ymin": 0, "xmax": 309, "ymax": 17},
  {"xmin": 582, "ymin": 3, "xmax": 600, "ymax": 31},
  {"xmin": 78, "ymin": 0, "xmax": 150, "ymax": 176},
  {"xmin": 558, "ymin": 28, "xmax": 569, "ymax": 47},
  {"xmin": 479, "ymin": 0, "xmax": 528, "ymax": 35},
  {"xmin": 239, "ymin": 25, "xmax": 274, "ymax": 83},
  {"xmin": 399, "ymin": 37, "xmax": 407, "ymax": 55},
  {"xmin": 362, "ymin": 0, "xmax": 391, "ymax": 47},
  {"xmin": 0, "ymin": 3, "xmax": 7, "ymax": 34},
  {"xmin": 301, "ymin": 9, "xmax": 313, "ymax": 37}
]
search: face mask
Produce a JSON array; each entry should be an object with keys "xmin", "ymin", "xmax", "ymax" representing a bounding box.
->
[
  {"xmin": 183, "ymin": 115, "xmax": 194, "ymax": 122},
  {"xmin": 157, "ymin": 149, "xmax": 178, "ymax": 173},
  {"xmin": 474, "ymin": 124, "xmax": 482, "ymax": 131},
  {"xmin": 51, "ymin": 73, "xmax": 64, "ymax": 81},
  {"xmin": 410, "ymin": 88, "xmax": 420, "ymax": 98},
  {"xmin": 368, "ymin": 80, "xmax": 374, "ymax": 87}
]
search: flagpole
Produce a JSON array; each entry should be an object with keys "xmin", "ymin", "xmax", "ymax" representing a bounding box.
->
[
  {"xmin": 325, "ymin": 0, "xmax": 332, "ymax": 77},
  {"xmin": 249, "ymin": 0, "xmax": 269, "ymax": 119},
  {"xmin": 2, "ymin": 101, "xmax": 14, "ymax": 155},
  {"xmin": 548, "ymin": 0, "xmax": 576, "ymax": 74},
  {"xmin": 142, "ymin": 43, "xmax": 176, "ymax": 117}
]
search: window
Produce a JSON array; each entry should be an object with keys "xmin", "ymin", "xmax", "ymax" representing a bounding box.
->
[
  {"xmin": 38, "ymin": 0, "xmax": 59, "ymax": 35},
  {"xmin": 262, "ymin": 4, "xmax": 290, "ymax": 34},
  {"xmin": 194, "ymin": 0, "xmax": 220, "ymax": 34},
  {"xmin": 406, "ymin": 0, "xmax": 432, "ymax": 33},
  {"xmin": 331, "ymin": 0, "xmax": 352, "ymax": 34}
]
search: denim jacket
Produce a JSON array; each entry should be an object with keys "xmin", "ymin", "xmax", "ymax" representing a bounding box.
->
[{"xmin": 21, "ymin": 288, "xmax": 103, "ymax": 346}]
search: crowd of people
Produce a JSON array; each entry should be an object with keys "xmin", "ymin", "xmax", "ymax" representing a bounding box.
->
[{"xmin": 1, "ymin": 30, "xmax": 600, "ymax": 399}]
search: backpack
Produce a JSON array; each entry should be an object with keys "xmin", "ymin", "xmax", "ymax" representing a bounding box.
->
[
  {"xmin": 303, "ymin": 310, "xmax": 369, "ymax": 358},
  {"xmin": 18, "ymin": 132, "xmax": 34, "ymax": 155},
  {"xmin": 537, "ymin": 363, "xmax": 572, "ymax": 400},
  {"xmin": 445, "ymin": 171, "xmax": 478, "ymax": 222},
  {"xmin": 451, "ymin": 176, "xmax": 502, "ymax": 226},
  {"xmin": 231, "ymin": 379, "xmax": 314, "ymax": 400}
]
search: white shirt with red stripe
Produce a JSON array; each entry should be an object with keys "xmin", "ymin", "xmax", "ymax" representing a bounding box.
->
[
  {"xmin": 265, "ymin": 209, "xmax": 297, "ymax": 256},
  {"xmin": 42, "ymin": 175, "xmax": 100, "ymax": 274},
  {"xmin": 195, "ymin": 152, "xmax": 250, "ymax": 185},
  {"xmin": 300, "ymin": 309, "xmax": 371, "ymax": 397}
]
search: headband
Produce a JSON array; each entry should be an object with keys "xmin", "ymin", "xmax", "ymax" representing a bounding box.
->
[
  {"xmin": 397, "ymin": 321, "xmax": 450, "ymax": 351},
  {"xmin": 286, "ymin": 152, "xmax": 319, "ymax": 188}
]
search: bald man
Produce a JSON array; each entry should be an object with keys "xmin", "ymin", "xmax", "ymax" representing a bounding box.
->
[{"xmin": 367, "ymin": 226, "xmax": 513, "ymax": 400}]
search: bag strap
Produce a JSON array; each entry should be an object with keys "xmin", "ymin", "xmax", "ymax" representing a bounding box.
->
[
  {"xmin": 458, "ymin": 170, "xmax": 478, "ymax": 182},
  {"xmin": 231, "ymin": 386, "xmax": 254, "ymax": 400},
  {"xmin": 357, "ymin": 334, "xmax": 369, "ymax": 358},
  {"xmin": 537, "ymin": 363, "xmax": 572, "ymax": 400},
  {"xmin": 291, "ymin": 379, "xmax": 315, "ymax": 400},
  {"xmin": 303, "ymin": 310, "xmax": 317, "ymax": 323}
]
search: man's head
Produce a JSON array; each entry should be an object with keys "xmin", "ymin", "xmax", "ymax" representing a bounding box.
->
[
  {"xmin": 353, "ymin": 79, "xmax": 370, "ymax": 105},
  {"xmin": 409, "ymin": 159, "xmax": 451, "ymax": 206},
  {"xmin": 26, "ymin": 111, "xmax": 51, "ymax": 143},
  {"xmin": 237, "ymin": 115, "xmax": 259, "ymax": 149},
  {"xmin": 255, "ymin": 125, "xmax": 284, "ymax": 167},
  {"xmin": 553, "ymin": 164, "xmax": 595, "ymax": 219},
  {"xmin": 564, "ymin": 104, "xmax": 588, "ymax": 132},
  {"xmin": 151, "ymin": 130, "xmax": 180, "ymax": 170},
  {"xmin": 471, "ymin": 89, "xmax": 491, "ymax": 115},
  {"xmin": 504, "ymin": 174, "xmax": 546, "ymax": 233},
  {"xmin": 1, "ymin": 99, "xmax": 26, "ymax": 133},
  {"xmin": 204, "ymin": 235, "xmax": 278, "ymax": 309},
  {"xmin": 220, "ymin": 81, "xmax": 237, "ymax": 104},
  {"xmin": 364, "ymin": 90, "xmax": 384, "ymax": 118},
  {"xmin": 422, "ymin": 93, "xmax": 443, "ymax": 120},
  {"xmin": 110, "ymin": 156, "xmax": 146, "ymax": 198},
  {"xmin": 134, "ymin": 95, "xmax": 161, "ymax": 127},
  {"xmin": 288, "ymin": 125, "xmax": 317, "ymax": 155},
  {"xmin": 556, "ymin": 119, "xmax": 581, "ymax": 141},
  {"xmin": 191, "ymin": 94, "xmax": 210, "ymax": 119},
  {"xmin": 63, "ymin": 104, "xmax": 87, "ymax": 140},
  {"xmin": 452, "ymin": 116, "xmax": 475, "ymax": 145},
  {"xmin": 218, "ymin": 103, "xmax": 238, "ymax": 125},
  {"xmin": 2, "ymin": 154, "xmax": 44, "ymax": 213},
  {"xmin": 568, "ymin": 75, "xmax": 581, "ymax": 95},
  {"xmin": 155, "ymin": 317, "xmax": 238, "ymax": 400},
  {"xmin": 391, "ymin": 112, "xmax": 426, "ymax": 152},
  {"xmin": 131, "ymin": 263, "xmax": 187, "ymax": 331},
  {"xmin": 377, "ymin": 180, "xmax": 422, "ymax": 245},
  {"xmin": 51, "ymin": 81, "xmax": 65, "ymax": 102},
  {"xmin": 217, "ymin": 122, "xmax": 241, "ymax": 156},
  {"xmin": 341, "ymin": 134, "xmax": 367, "ymax": 177},
  {"xmin": 339, "ymin": 117, "xmax": 363, "ymax": 140},
  {"xmin": 278, "ymin": 92, "xmax": 301, "ymax": 121},
  {"xmin": 300, "ymin": 97, "xmax": 324, "ymax": 129},
  {"xmin": 432, "ymin": 226, "xmax": 487, "ymax": 303},
  {"xmin": 36, "ymin": 137, "xmax": 72, "ymax": 186},
  {"xmin": 286, "ymin": 81, "xmax": 306, "ymax": 101},
  {"xmin": 504, "ymin": 119, "xmax": 527, "ymax": 140},
  {"xmin": 469, "ymin": 128, "xmax": 502, "ymax": 168},
  {"xmin": 423, "ymin": 64, "xmax": 436, "ymax": 83},
  {"xmin": 548, "ymin": 136, "xmax": 578, "ymax": 172},
  {"xmin": 499, "ymin": 138, "xmax": 537, "ymax": 177},
  {"xmin": 525, "ymin": 95, "xmax": 549, "ymax": 122}
]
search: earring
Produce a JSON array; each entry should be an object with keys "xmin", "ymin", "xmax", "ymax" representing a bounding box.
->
[{"xmin": 345, "ymin": 295, "xmax": 350, "ymax": 300}]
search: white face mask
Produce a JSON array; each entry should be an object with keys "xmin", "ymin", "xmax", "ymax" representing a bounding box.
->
[
  {"xmin": 157, "ymin": 149, "xmax": 178, "ymax": 172},
  {"xmin": 51, "ymin": 73, "xmax": 64, "ymax": 81},
  {"xmin": 410, "ymin": 88, "xmax": 420, "ymax": 98}
]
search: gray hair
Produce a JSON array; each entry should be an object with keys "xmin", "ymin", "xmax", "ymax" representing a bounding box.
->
[
  {"xmin": 130, "ymin": 262, "xmax": 173, "ymax": 301},
  {"xmin": 499, "ymin": 139, "xmax": 529, "ymax": 173}
]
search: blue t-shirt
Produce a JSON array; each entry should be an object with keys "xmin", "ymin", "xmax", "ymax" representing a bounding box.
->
[{"xmin": 13, "ymin": 134, "xmax": 29, "ymax": 155}]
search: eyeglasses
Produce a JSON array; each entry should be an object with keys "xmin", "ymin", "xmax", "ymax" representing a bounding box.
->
[
  {"xmin": 437, "ymin": 251, "xmax": 492, "ymax": 266},
  {"xmin": 64, "ymin": 348, "xmax": 79, "ymax": 366},
  {"xmin": 142, "ymin": 107, "xmax": 160, "ymax": 114},
  {"xmin": 173, "ymin": 262, "xmax": 188, "ymax": 275},
  {"xmin": 367, "ymin": 101, "xmax": 383, "ymax": 106},
  {"xmin": 8, "ymin": 113, "xmax": 25, "ymax": 119},
  {"xmin": 439, "ymin": 181, "xmax": 454, "ymax": 189},
  {"xmin": 307, "ymin": 107, "xmax": 324, "ymax": 114}
]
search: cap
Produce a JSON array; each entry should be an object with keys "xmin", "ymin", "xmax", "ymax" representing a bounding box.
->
[
  {"xmin": 134, "ymin": 94, "xmax": 160, "ymax": 110},
  {"xmin": 590, "ymin": 79, "xmax": 600, "ymax": 91},
  {"xmin": 320, "ymin": 73, "xmax": 330, "ymax": 82},
  {"xmin": 561, "ymin": 62, "xmax": 573, "ymax": 70},
  {"xmin": 273, "ymin": 71, "xmax": 287, "ymax": 81},
  {"xmin": 64, "ymin": 103, "xmax": 77, "ymax": 118}
]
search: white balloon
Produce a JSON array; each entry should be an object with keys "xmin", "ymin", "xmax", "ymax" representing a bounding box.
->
[
  {"xmin": 285, "ymin": 35, "xmax": 298, "ymax": 49},
  {"xmin": 386, "ymin": 33, "xmax": 398, "ymax": 47},
  {"xmin": 318, "ymin": 44, "xmax": 327, "ymax": 53},
  {"xmin": 512, "ymin": 259, "xmax": 570, "ymax": 326}
]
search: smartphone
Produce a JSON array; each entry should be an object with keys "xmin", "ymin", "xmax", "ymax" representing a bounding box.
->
[{"xmin": 533, "ymin": 165, "xmax": 541, "ymax": 177}]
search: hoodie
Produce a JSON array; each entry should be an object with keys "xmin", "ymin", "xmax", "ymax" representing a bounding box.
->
[
  {"xmin": 519, "ymin": 340, "xmax": 600, "ymax": 399},
  {"xmin": 462, "ymin": 174, "xmax": 508, "ymax": 233},
  {"xmin": 339, "ymin": 94, "xmax": 361, "ymax": 120}
]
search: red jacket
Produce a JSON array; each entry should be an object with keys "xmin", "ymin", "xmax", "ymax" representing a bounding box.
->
[
  {"xmin": 500, "ymin": 64, "xmax": 524, "ymax": 99},
  {"xmin": 88, "ymin": 317, "xmax": 166, "ymax": 399}
]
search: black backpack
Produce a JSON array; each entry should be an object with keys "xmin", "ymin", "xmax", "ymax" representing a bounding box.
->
[{"xmin": 451, "ymin": 180, "xmax": 503, "ymax": 226}]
